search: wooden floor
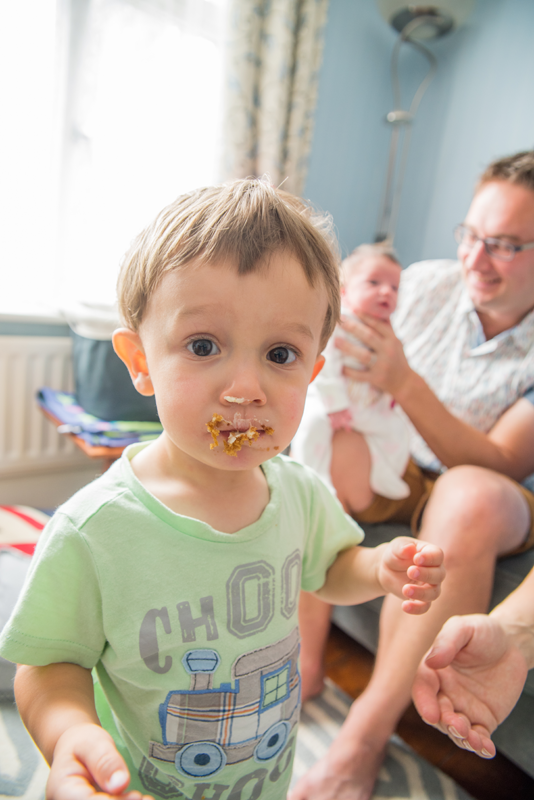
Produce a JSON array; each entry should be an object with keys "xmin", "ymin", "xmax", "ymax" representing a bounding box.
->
[{"xmin": 325, "ymin": 624, "xmax": 534, "ymax": 800}]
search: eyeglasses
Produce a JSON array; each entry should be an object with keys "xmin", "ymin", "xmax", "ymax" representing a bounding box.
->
[{"xmin": 454, "ymin": 224, "xmax": 534, "ymax": 262}]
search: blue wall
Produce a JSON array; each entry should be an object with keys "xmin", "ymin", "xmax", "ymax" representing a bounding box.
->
[{"xmin": 305, "ymin": 0, "xmax": 534, "ymax": 268}]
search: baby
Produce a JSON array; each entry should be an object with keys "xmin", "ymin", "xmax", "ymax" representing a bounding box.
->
[
  {"xmin": 0, "ymin": 185, "xmax": 443, "ymax": 800},
  {"xmin": 291, "ymin": 243, "xmax": 412, "ymax": 502}
]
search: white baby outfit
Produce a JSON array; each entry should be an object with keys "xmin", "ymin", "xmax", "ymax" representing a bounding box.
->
[{"xmin": 291, "ymin": 311, "xmax": 411, "ymax": 499}]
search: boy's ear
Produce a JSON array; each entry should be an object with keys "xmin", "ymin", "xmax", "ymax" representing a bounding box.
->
[
  {"xmin": 112, "ymin": 328, "xmax": 155, "ymax": 396},
  {"xmin": 309, "ymin": 355, "xmax": 325, "ymax": 384}
]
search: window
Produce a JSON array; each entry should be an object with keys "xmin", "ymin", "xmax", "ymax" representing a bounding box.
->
[
  {"xmin": 261, "ymin": 664, "xmax": 290, "ymax": 710},
  {"xmin": 1, "ymin": 0, "xmax": 227, "ymax": 316}
]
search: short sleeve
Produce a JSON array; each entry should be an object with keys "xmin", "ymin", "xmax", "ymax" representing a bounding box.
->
[
  {"xmin": 0, "ymin": 513, "xmax": 105, "ymax": 668},
  {"xmin": 299, "ymin": 468, "xmax": 364, "ymax": 593}
]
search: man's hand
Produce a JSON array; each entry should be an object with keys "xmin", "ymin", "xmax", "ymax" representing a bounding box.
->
[
  {"xmin": 47, "ymin": 723, "xmax": 152, "ymax": 800},
  {"xmin": 328, "ymin": 409, "xmax": 353, "ymax": 431},
  {"xmin": 377, "ymin": 537, "xmax": 445, "ymax": 614},
  {"xmin": 335, "ymin": 314, "xmax": 413, "ymax": 398},
  {"xmin": 412, "ymin": 614, "xmax": 528, "ymax": 757}
]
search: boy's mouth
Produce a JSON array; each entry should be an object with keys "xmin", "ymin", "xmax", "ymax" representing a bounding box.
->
[{"xmin": 206, "ymin": 413, "xmax": 274, "ymax": 457}]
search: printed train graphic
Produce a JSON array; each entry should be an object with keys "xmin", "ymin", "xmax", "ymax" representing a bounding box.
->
[{"xmin": 149, "ymin": 629, "xmax": 300, "ymax": 778}]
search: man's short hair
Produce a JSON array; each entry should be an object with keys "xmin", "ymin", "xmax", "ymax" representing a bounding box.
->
[
  {"xmin": 477, "ymin": 150, "xmax": 534, "ymax": 194},
  {"xmin": 117, "ymin": 178, "xmax": 341, "ymax": 351},
  {"xmin": 341, "ymin": 242, "xmax": 401, "ymax": 285}
]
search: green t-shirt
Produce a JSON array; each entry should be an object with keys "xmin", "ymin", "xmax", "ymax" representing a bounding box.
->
[{"xmin": 0, "ymin": 446, "xmax": 363, "ymax": 799}]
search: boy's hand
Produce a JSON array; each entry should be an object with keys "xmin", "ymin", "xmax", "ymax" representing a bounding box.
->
[
  {"xmin": 328, "ymin": 409, "xmax": 353, "ymax": 431},
  {"xmin": 378, "ymin": 537, "xmax": 445, "ymax": 614},
  {"xmin": 48, "ymin": 723, "xmax": 153, "ymax": 800}
]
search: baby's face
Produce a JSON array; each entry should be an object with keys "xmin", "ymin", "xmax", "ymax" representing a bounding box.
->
[
  {"xmin": 130, "ymin": 251, "xmax": 327, "ymax": 474},
  {"xmin": 343, "ymin": 256, "xmax": 401, "ymax": 321}
]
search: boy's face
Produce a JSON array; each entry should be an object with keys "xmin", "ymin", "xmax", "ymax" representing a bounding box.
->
[
  {"xmin": 343, "ymin": 256, "xmax": 401, "ymax": 321},
  {"xmin": 116, "ymin": 251, "xmax": 327, "ymax": 474}
]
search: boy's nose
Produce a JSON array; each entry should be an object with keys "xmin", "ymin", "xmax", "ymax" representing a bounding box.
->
[{"xmin": 221, "ymin": 371, "xmax": 267, "ymax": 407}]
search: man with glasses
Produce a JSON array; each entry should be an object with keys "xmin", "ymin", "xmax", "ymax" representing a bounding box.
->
[{"xmin": 291, "ymin": 151, "xmax": 534, "ymax": 800}]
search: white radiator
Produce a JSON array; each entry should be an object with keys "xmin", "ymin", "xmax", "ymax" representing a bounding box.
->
[{"xmin": 0, "ymin": 336, "xmax": 88, "ymax": 476}]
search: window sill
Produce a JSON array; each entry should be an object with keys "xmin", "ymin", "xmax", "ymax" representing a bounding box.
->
[{"xmin": 0, "ymin": 302, "xmax": 70, "ymax": 337}]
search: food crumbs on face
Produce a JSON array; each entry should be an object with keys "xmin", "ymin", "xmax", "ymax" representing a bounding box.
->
[
  {"xmin": 274, "ymin": 446, "xmax": 279, "ymax": 450},
  {"xmin": 206, "ymin": 414, "xmax": 273, "ymax": 456},
  {"xmin": 206, "ymin": 414, "xmax": 224, "ymax": 449},
  {"xmin": 223, "ymin": 427, "xmax": 260, "ymax": 456}
]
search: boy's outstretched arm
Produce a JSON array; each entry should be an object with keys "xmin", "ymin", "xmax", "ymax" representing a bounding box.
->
[
  {"xmin": 15, "ymin": 663, "xmax": 152, "ymax": 800},
  {"xmin": 314, "ymin": 537, "xmax": 444, "ymax": 614}
]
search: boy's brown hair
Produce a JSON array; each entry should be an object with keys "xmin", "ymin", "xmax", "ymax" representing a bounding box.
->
[{"xmin": 117, "ymin": 178, "xmax": 341, "ymax": 350}]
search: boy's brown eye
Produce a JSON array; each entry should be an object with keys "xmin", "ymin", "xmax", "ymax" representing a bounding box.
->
[
  {"xmin": 188, "ymin": 339, "xmax": 219, "ymax": 357},
  {"xmin": 268, "ymin": 347, "xmax": 296, "ymax": 364}
]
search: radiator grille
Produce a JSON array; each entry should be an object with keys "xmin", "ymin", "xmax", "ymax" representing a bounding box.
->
[{"xmin": 0, "ymin": 336, "xmax": 88, "ymax": 475}]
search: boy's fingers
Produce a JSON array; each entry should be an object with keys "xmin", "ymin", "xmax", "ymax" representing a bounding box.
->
[
  {"xmin": 73, "ymin": 740, "xmax": 129, "ymax": 796},
  {"xmin": 403, "ymin": 582, "xmax": 441, "ymax": 601},
  {"xmin": 390, "ymin": 537, "xmax": 418, "ymax": 562},
  {"xmin": 413, "ymin": 543, "xmax": 444, "ymax": 566},
  {"xmin": 52, "ymin": 726, "xmax": 140, "ymax": 800},
  {"xmin": 52, "ymin": 777, "xmax": 143, "ymax": 800},
  {"xmin": 407, "ymin": 564, "xmax": 445, "ymax": 585},
  {"xmin": 401, "ymin": 599, "xmax": 432, "ymax": 614}
]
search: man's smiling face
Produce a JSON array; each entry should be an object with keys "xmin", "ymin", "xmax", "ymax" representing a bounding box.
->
[{"xmin": 459, "ymin": 180, "xmax": 534, "ymax": 327}]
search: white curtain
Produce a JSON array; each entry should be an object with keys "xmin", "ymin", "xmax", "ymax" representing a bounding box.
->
[
  {"xmin": 221, "ymin": 0, "xmax": 330, "ymax": 197},
  {"xmin": 56, "ymin": 0, "xmax": 227, "ymax": 308}
]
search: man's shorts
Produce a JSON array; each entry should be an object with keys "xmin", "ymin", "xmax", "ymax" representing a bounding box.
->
[{"xmin": 353, "ymin": 458, "xmax": 534, "ymax": 556}]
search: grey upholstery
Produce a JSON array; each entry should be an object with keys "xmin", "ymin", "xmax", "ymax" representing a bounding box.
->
[{"xmin": 332, "ymin": 523, "xmax": 534, "ymax": 778}]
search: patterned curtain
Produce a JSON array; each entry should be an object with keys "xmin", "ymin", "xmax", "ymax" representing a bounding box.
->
[{"xmin": 221, "ymin": 0, "xmax": 330, "ymax": 196}]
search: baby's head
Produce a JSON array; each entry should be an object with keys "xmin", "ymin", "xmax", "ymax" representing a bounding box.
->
[
  {"xmin": 341, "ymin": 243, "xmax": 402, "ymax": 321},
  {"xmin": 117, "ymin": 178, "xmax": 341, "ymax": 350}
]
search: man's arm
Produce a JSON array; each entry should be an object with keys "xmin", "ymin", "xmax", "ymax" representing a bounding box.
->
[
  {"xmin": 336, "ymin": 315, "xmax": 534, "ymax": 481},
  {"xmin": 314, "ymin": 537, "xmax": 444, "ymax": 615},
  {"xmin": 412, "ymin": 567, "xmax": 534, "ymax": 757},
  {"xmin": 15, "ymin": 663, "xmax": 149, "ymax": 799}
]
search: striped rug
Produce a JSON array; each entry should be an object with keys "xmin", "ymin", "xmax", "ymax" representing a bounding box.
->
[{"xmin": 292, "ymin": 680, "xmax": 473, "ymax": 800}]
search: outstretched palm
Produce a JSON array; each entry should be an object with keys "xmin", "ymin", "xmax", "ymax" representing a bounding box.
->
[{"xmin": 412, "ymin": 614, "xmax": 528, "ymax": 757}]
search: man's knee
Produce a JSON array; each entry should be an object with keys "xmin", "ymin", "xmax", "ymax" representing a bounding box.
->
[{"xmin": 422, "ymin": 465, "xmax": 530, "ymax": 558}]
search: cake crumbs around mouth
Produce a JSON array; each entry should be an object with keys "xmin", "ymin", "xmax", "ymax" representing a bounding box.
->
[
  {"xmin": 206, "ymin": 414, "xmax": 274, "ymax": 456},
  {"xmin": 206, "ymin": 414, "xmax": 225, "ymax": 449}
]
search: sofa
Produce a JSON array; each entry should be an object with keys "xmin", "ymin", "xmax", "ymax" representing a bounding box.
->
[{"xmin": 332, "ymin": 522, "xmax": 534, "ymax": 780}]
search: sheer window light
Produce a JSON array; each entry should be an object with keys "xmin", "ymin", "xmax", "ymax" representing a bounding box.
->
[{"xmin": 1, "ymin": 0, "xmax": 227, "ymax": 315}]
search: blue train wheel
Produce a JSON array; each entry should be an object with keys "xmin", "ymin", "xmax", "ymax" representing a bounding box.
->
[
  {"xmin": 175, "ymin": 741, "xmax": 227, "ymax": 777},
  {"xmin": 254, "ymin": 721, "xmax": 290, "ymax": 762}
]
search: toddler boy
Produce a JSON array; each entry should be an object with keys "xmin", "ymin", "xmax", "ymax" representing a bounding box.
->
[
  {"xmin": 291, "ymin": 243, "xmax": 412, "ymax": 502},
  {"xmin": 0, "ymin": 182, "xmax": 444, "ymax": 800}
]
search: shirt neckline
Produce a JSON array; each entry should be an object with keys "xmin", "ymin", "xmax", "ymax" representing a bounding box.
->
[
  {"xmin": 456, "ymin": 284, "xmax": 534, "ymax": 355},
  {"xmin": 118, "ymin": 442, "xmax": 281, "ymax": 543}
]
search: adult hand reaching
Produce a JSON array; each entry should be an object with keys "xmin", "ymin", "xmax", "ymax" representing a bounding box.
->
[
  {"xmin": 335, "ymin": 314, "xmax": 413, "ymax": 398},
  {"xmin": 412, "ymin": 613, "xmax": 529, "ymax": 757}
]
